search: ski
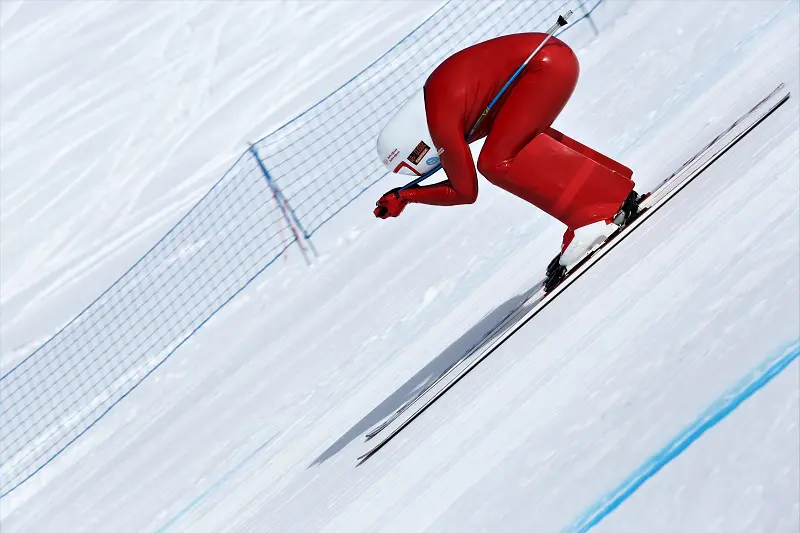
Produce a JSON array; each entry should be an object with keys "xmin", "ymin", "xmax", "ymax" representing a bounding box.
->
[
  {"xmin": 365, "ymin": 284, "xmax": 545, "ymax": 440},
  {"xmin": 357, "ymin": 83, "xmax": 790, "ymax": 464}
]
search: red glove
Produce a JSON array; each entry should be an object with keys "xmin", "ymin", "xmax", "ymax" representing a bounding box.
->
[{"xmin": 374, "ymin": 188, "xmax": 408, "ymax": 219}]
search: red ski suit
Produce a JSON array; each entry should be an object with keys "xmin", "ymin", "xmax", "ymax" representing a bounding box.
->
[{"xmin": 391, "ymin": 33, "xmax": 635, "ymax": 231}]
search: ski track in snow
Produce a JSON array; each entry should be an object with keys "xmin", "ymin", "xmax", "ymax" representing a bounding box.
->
[{"xmin": 1, "ymin": 1, "xmax": 798, "ymax": 532}]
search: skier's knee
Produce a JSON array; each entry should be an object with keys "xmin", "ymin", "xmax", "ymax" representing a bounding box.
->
[
  {"xmin": 477, "ymin": 153, "xmax": 507, "ymax": 186},
  {"xmin": 476, "ymin": 151, "xmax": 493, "ymax": 178}
]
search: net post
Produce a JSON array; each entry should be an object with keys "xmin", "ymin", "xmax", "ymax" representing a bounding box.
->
[{"xmin": 248, "ymin": 144, "xmax": 315, "ymax": 264}]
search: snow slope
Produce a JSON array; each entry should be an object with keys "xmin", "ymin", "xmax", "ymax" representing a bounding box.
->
[
  {"xmin": 1, "ymin": 1, "xmax": 798, "ymax": 532},
  {"xmin": 0, "ymin": 0, "xmax": 443, "ymax": 366}
]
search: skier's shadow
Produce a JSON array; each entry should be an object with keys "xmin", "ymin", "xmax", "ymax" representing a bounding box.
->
[{"xmin": 310, "ymin": 282, "xmax": 543, "ymax": 466}]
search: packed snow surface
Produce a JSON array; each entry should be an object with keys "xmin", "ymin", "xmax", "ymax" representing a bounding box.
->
[{"xmin": 1, "ymin": 1, "xmax": 798, "ymax": 532}]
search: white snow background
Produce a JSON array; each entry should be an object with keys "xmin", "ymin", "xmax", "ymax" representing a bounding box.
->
[{"xmin": 1, "ymin": 1, "xmax": 798, "ymax": 532}]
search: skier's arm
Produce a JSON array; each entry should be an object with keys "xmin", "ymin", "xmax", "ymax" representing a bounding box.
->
[{"xmin": 399, "ymin": 125, "xmax": 478, "ymax": 206}]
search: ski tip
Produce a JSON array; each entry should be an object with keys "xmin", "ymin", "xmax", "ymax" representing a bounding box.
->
[
  {"xmin": 364, "ymin": 424, "xmax": 386, "ymax": 441},
  {"xmin": 357, "ymin": 445, "xmax": 381, "ymax": 463}
]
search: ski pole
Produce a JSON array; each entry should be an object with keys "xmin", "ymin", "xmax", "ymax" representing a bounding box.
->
[{"xmin": 399, "ymin": 10, "xmax": 573, "ymax": 192}]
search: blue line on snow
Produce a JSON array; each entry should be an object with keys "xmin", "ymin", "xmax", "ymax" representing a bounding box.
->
[
  {"xmin": 563, "ymin": 340, "xmax": 800, "ymax": 533},
  {"xmin": 155, "ymin": 432, "xmax": 280, "ymax": 533}
]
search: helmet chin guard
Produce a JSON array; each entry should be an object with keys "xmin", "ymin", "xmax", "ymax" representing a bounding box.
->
[{"xmin": 376, "ymin": 89, "xmax": 441, "ymax": 176}]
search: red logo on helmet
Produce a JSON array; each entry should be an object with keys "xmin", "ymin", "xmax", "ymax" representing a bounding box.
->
[{"xmin": 407, "ymin": 141, "xmax": 430, "ymax": 165}]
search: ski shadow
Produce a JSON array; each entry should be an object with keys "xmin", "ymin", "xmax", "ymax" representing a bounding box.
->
[{"xmin": 309, "ymin": 281, "xmax": 543, "ymax": 467}]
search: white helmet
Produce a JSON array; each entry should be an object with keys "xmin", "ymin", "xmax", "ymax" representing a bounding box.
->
[{"xmin": 377, "ymin": 89, "xmax": 441, "ymax": 176}]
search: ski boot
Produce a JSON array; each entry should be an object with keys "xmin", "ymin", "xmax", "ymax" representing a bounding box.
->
[
  {"xmin": 544, "ymin": 191, "xmax": 642, "ymax": 293},
  {"xmin": 544, "ymin": 253, "xmax": 567, "ymax": 292},
  {"xmin": 611, "ymin": 190, "xmax": 643, "ymax": 227}
]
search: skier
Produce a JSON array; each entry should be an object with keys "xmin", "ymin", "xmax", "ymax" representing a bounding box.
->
[{"xmin": 374, "ymin": 32, "xmax": 639, "ymax": 289}]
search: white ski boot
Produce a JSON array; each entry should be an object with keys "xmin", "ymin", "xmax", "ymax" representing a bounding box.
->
[{"xmin": 544, "ymin": 191, "xmax": 641, "ymax": 292}]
